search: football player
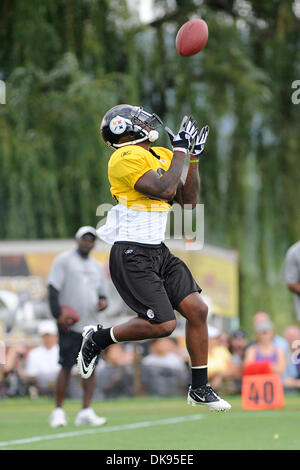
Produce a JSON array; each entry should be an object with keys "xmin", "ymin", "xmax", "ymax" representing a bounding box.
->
[{"xmin": 78, "ymin": 104, "xmax": 231, "ymax": 411}]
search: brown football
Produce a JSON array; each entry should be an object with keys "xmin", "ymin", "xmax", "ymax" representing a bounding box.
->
[
  {"xmin": 61, "ymin": 305, "xmax": 80, "ymax": 325},
  {"xmin": 176, "ymin": 18, "xmax": 209, "ymax": 57}
]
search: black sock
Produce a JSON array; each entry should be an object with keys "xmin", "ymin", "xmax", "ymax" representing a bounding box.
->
[
  {"xmin": 92, "ymin": 327, "xmax": 115, "ymax": 349},
  {"xmin": 191, "ymin": 367, "xmax": 208, "ymax": 388}
]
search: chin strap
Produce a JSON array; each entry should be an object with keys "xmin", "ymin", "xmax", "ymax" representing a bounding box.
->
[{"xmin": 113, "ymin": 129, "xmax": 159, "ymax": 148}]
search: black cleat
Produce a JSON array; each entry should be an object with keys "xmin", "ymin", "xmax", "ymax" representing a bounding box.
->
[
  {"xmin": 77, "ymin": 325, "xmax": 102, "ymax": 379},
  {"xmin": 187, "ymin": 384, "xmax": 231, "ymax": 411}
]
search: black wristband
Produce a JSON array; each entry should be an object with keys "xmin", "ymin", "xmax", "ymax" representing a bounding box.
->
[{"xmin": 48, "ymin": 285, "xmax": 62, "ymax": 319}]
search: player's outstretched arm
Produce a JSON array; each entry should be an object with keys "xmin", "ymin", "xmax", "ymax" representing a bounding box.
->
[
  {"xmin": 173, "ymin": 168, "xmax": 200, "ymax": 208},
  {"xmin": 134, "ymin": 151, "xmax": 186, "ymax": 201},
  {"xmin": 174, "ymin": 125, "xmax": 209, "ymax": 208},
  {"xmin": 134, "ymin": 116, "xmax": 195, "ymax": 201}
]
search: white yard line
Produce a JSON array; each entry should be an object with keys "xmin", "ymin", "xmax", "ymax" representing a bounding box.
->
[{"xmin": 0, "ymin": 414, "xmax": 204, "ymax": 448}]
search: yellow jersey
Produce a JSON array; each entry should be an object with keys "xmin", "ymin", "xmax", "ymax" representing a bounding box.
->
[{"xmin": 108, "ymin": 145, "xmax": 173, "ymax": 212}]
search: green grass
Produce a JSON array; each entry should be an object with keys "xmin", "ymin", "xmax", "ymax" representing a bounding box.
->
[{"xmin": 0, "ymin": 394, "xmax": 299, "ymax": 450}]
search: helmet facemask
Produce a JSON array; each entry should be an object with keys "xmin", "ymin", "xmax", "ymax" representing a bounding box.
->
[
  {"xmin": 114, "ymin": 107, "xmax": 163, "ymax": 148},
  {"xmin": 132, "ymin": 108, "xmax": 162, "ymax": 144}
]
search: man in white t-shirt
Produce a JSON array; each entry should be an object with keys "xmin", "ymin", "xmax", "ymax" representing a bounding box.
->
[{"xmin": 24, "ymin": 320, "xmax": 61, "ymax": 394}]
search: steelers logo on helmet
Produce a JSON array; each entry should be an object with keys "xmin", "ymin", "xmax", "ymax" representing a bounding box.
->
[{"xmin": 109, "ymin": 116, "xmax": 128, "ymax": 135}]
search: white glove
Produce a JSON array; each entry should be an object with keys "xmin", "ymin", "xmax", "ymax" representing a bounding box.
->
[{"xmin": 165, "ymin": 116, "xmax": 198, "ymax": 153}]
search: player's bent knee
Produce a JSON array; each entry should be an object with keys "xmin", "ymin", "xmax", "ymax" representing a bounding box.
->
[
  {"xmin": 199, "ymin": 302, "xmax": 208, "ymax": 321},
  {"xmin": 154, "ymin": 320, "xmax": 176, "ymax": 338},
  {"xmin": 188, "ymin": 302, "xmax": 208, "ymax": 324}
]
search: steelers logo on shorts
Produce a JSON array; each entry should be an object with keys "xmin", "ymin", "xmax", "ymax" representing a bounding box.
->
[{"xmin": 146, "ymin": 309, "xmax": 155, "ymax": 319}]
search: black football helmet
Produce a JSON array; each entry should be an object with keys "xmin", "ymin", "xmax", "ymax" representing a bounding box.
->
[{"xmin": 100, "ymin": 104, "xmax": 163, "ymax": 148}]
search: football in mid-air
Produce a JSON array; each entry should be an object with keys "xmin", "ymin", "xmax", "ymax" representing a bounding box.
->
[
  {"xmin": 176, "ymin": 18, "xmax": 209, "ymax": 57},
  {"xmin": 61, "ymin": 305, "xmax": 80, "ymax": 325}
]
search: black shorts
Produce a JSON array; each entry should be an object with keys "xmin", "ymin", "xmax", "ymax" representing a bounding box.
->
[
  {"xmin": 58, "ymin": 328, "xmax": 83, "ymax": 368},
  {"xmin": 109, "ymin": 241, "xmax": 202, "ymax": 324}
]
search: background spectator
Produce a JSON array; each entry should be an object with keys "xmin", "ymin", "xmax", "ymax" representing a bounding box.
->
[
  {"xmin": 207, "ymin": 326, "xmax": 235, "ymax": 392},
  {"xmin": 24, "ymin": 320, "xmax": 61, "ymax": 397},
  {"xmin": 218, "ymin": 331, "xmax": 230, "ymax": 350},
  {"xmin": 95, "ymin": 343, "xmax": 134, "ymax": 399},
  {"xmin": 140, "ymin": 338, "xmax": 188, "ymax": 396},
  {"xmin": 2, "ymin": 342, "xmax": 28, "ymax": 397},
  {"xmin": 228, "ymin": 329, "xmax": 249, "ymax": 393},
  {"xmin": 244, "ymin": 320, "xmax": 286, "ymax": 377},
  {"xmin": 252, "ymin": 311, "xmax": 290, "ymax": 356}
]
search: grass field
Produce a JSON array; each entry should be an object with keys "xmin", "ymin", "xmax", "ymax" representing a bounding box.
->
[{"xmin": 0, "ymin": 394, "xmax": 299, "ymax": 450}]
